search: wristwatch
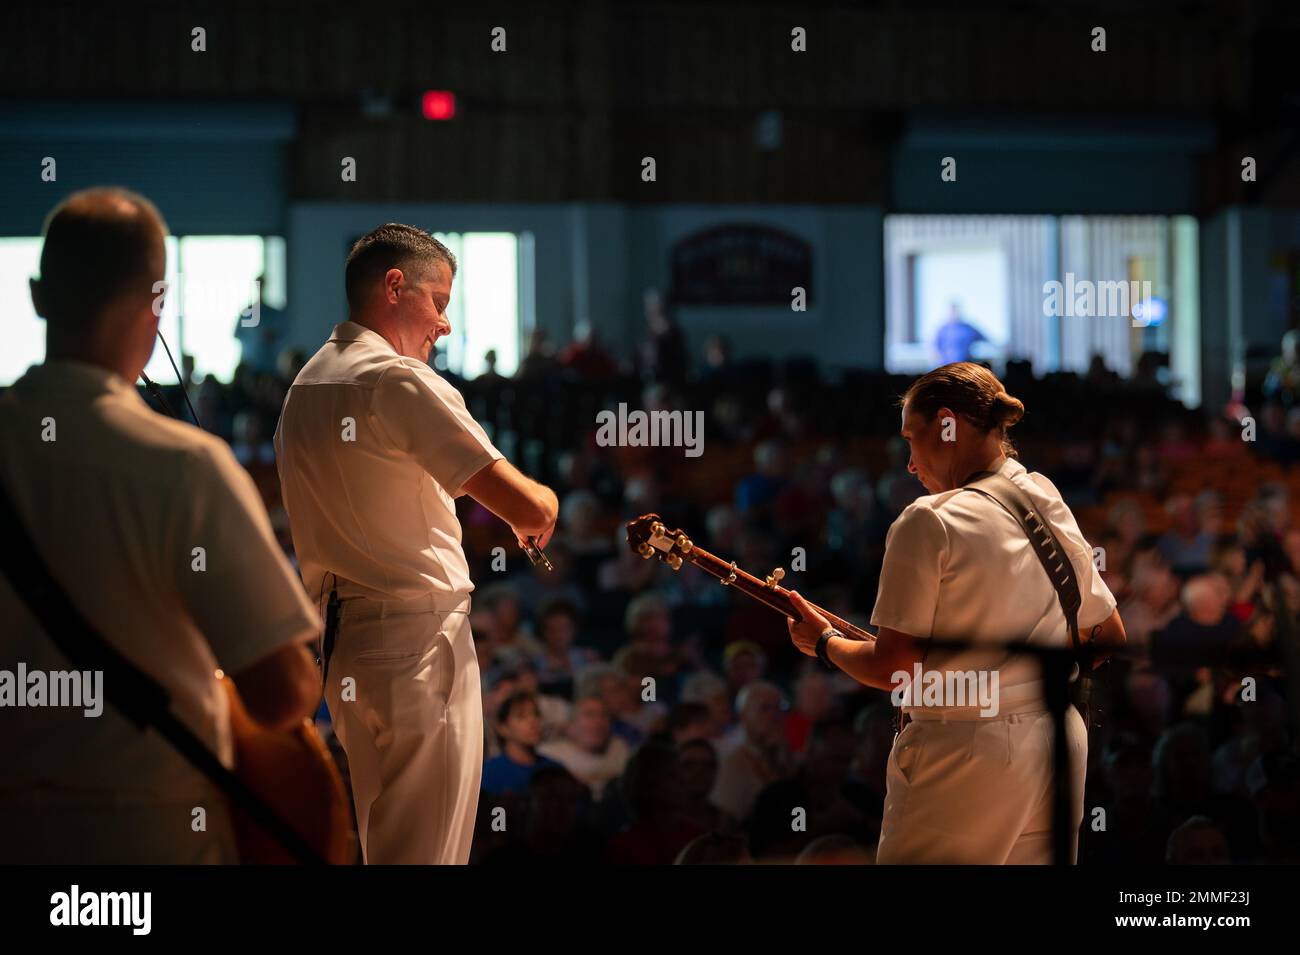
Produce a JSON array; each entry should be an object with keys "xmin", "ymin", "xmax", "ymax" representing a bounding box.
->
[{"xmin": 816, "ymin": 627, "xmax": 843, "ymax": 669}]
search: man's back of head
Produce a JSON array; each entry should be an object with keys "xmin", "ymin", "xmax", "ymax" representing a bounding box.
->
[{"xmin": 31, "ymin": 187, "xmax": 168, "ymax": 381}]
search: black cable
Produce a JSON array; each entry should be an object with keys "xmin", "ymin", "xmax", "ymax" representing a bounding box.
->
[{"xmin": 155, "ymin": 329, "xmax": 202, "ymax": 427}]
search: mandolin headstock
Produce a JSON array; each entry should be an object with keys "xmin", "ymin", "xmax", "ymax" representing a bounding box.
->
[{"xmin": 625, "ymin": 513, "xmax": 694, "ymax": 571}]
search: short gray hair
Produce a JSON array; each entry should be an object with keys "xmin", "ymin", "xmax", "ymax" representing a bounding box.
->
[{"xmin": 344, "ymin": 222, "xmax": 457, "ymax": 310}]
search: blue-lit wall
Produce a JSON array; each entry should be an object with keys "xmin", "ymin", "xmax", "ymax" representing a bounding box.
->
[{"xmin": 3, "ymin": 101, "xmax": 1299, "ymax": 411}]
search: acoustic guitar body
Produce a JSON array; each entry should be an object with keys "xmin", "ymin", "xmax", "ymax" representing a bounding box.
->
[{"xmin": 221, "ymin": 678, "xmax": 354, "ymax": 864}]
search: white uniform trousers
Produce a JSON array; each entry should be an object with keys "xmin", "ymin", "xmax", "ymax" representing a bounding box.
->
[
  {"xmin": 324, "ymin": 592, "xmax": 482, "ymax": 865},
  {"xmin": 876, "ymin": 702, "xmax": 1087, "ymax": 865}
]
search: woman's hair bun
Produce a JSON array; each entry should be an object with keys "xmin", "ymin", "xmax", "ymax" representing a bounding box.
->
[{"xmin": 990, "ymin": 391, "xmax": 1024, "ymax": 428}]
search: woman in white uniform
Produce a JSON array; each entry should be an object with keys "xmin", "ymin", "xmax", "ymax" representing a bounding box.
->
[{"xmin": 786, "ymin": 362, "xmax": 1126, "ymax": 864}]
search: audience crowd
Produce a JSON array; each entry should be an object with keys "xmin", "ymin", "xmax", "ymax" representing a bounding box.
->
[{"xmin": 156, "ymin": 311, "xmax": 1298, "ymax": 865}]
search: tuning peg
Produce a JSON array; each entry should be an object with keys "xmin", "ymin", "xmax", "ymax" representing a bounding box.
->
[
  {"xmin": 676, "ymin": 534, "xmax": 692, "ymax": 553},
  {"xmin": 637, "ymin": 543, "xmax": 653, "ymax": 559},
  {"xmin": 650, "ymin": 521, "xmax": 665, "ymax": 538},
  {"xmin": 720, "ymin": 560, "xmax": 738, "ymax": 586},
  {"xmin": 765, "ymin": 567, "xmax": 785, "ymax": 588},
  {"xmin": 667, "ymin": 554, "xmax": 683, "ymax": 570}
]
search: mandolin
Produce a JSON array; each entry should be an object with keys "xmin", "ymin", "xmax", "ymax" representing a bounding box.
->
[{"xmin": 625, "ymin": 513, "xmax": 874, "ymax": 643}]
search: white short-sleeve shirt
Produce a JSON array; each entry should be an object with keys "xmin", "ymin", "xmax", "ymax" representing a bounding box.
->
[
  {"xmin": 869, "ymin": 456, "xmax": 1115, "ymax": 713},
  {"xmin": 274, "ymin": 321, "xmax": 504, "ymax": 603},
  {"xmin": 0, "ymin": 362, "xmax": 321, "ymax": 815}
]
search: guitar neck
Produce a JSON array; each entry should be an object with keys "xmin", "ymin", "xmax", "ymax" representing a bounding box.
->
[{"xmin": 683, "ymin": 545, "xmax": 874, "ymax": 642}]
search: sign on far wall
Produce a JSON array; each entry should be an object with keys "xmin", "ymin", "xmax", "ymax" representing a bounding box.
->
[{"xmin": 669, "ymin": 223, "xmax": 813, "ymax": 306}]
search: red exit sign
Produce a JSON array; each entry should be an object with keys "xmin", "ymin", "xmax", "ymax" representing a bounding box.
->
[{"xmin": 421, "ymin": 91, "xmax": 456, "ymax": 120}]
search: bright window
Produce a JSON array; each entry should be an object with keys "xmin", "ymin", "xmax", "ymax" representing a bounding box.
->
[
  {"xmin": 0, "ymin": 235, "xmax": 283, "ymax": 386},
  {"xmin": 884, "ymin": 214, "xmax": 1200, "ymax": 405},
  {"xmin": 431, "ymin": 231, "xmax": 528, "ymax": 378},
  {"xmin": 0, "ymin": 238, "xmax": 45, "ymax": 385}
]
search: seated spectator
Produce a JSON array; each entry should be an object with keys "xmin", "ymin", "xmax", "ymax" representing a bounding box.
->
[
  {"xmin": 470, "ymin": 604, "xmax": 505, "ymax": 676},
  {"xmin": 507, "ymin": 541, "xmax": 588, "ymax": 620},
  {"xmin": 605, "ymin": 740, "xmax": 706, "ymax": 865},
  {"xmin": 597, "ymin": 525, "xmax": 659, "ymax": 595},
  {"xmin": 723, "ymin": 640, "xmax": 767, "ymax": 700},
  {"xmin": 558, "ymin": 321, "xmax": 618, "ymax": 380},
  {"xmin": 1117, "ymin": 552, "xmax": 1181, "ymax": 657},
  {"xmin": 1155, "ymin": 421, "xmax": 1199, "ymax": 465},
  {"xmin": 1080, "ymin": 732, "xmax": 1166, "ymax": 865},
  {"xmin": 675, "ymin": 738, "xmax": 736, "ymax": 835},
  {"xmin": 1237, "ymin": 500, "xmax": 1292, "ymax": 580},
  {"xmin": 1117, "ymin": 670, "xmax": 1173, "ymax": 743},
  {"xmin": 664, "ymin": 702, "xmax": 713, "ymax": 744},
  {"xmin": 1212, "ymin": 688, "xmax": 1289, "ymax": 799},
  {"xmin": 1133, "ymin": 444, "xmax": 1169, "ymax": 497},
  {"xmin": 1203, "ymin": 417, "xmax": 1248, "ymax": 458},
  {"xmin": 482, "ymin": 693, "xmax": 562, "ymax": 798},
  {"xmin": 674, "ymin": 832, "xmax": 752, "ymax": 865},
  {"xmin": 711, "ymin": 681, "xmax": 793, "ymax": 823},
  {"xmin": 495, "ymin": 652, "xmax": 570, "ymax": 742},
  {"xmin": 480, "ymin": 765, "xmax": 600, "ymax": 864},
  {"xmin": 1190, "ymin": 488, "xmax": 1222, "ymax": 540},
  {"xmin": 1262, "ymin": 329, "xmax": 1300, "ymax": 408},
  {"xmin": 617, "ymin": 592, "xmax": 685, "ymax": 693},
  {"xmin": 478, "ymin": 581, "xmax": 544, "ymax": 658},
  {"xmin": 1151, "ymin": 574, "xmax": 1241, "ymax": 672},
  {"xmin": 1156, "ymin": 495, "xmax": 1214, "ymax": 576},
  {"xmin": 516, "ymin": 327, "xmax": 559, "ymax": 382},
  {"xmin": 230, "ymin": 408, "xmax": 275, "ymax": 467},
  {"xmin": 538, "ymin": 695, "xmax": 631, "ymax": 800},
  {"xmin": 678, "ymin": 670, "xmax": 735, "ymax": 751},
  {"xmin": 1164, "ymin": 815, "xmax": 1231, "ymax": 864},
  {"xmin": 748, "ymin": 719, "xmax": 871, "ymax": 861},
  {"xmin": 532, "ymin": 597, "xmax": 596, "ymax": 696},
  {"xmin": 847, "ymin": 701, "xmax": 894, "ymax": 833},
  {"xmin": 735, "ymin": 440, "xmax": 789, "ymax": 516},
  {"xmin": 1153, "ymin": 723, "xmax": 1257, "ymax": 862},
  {"xmin": 576, "ymin": 662, "xmax": 650, "ymax": 745},
  {"xmin": 1251, "ymin": 403, "xmax": 1296, "ymax": 463},
  {"xmin": 559, "ymin": 489, "xmax": 614, "ymax": 556},
  {"xmin": 825, "ymin": 467, "xmax": 877, "ymax": 555},
  {"xmin": 1246, "ymin": 751, "xmax": 1300, "ymax": 863},
  {"xmin": 795, "ymin": 834, "xmax": 875, "ymax": 865},
  {"xmin": 1096, "ymin": 499, "xmax": 1148, "ymax": 590},
  {"xmin": 609, "ymin": 645, "xmax": 670, "ymax": 736},
  {"xmin": 784, "ymin": 661, "xmax": 836, "ymax": 756},
  {"xmin": 1211, "ymin": 542, "xmax": 1264, "ymax": 623},
  {"xmin": 481, "ymin": 665, "xmax": 523, "ymax": 760},
  {"xmin": 1284, "ymin": 529, "xmax": 1300, "ymax": 580},
  {"xmin": 704, "ymin": 503, "xmax": 741, "ymax": 555}
]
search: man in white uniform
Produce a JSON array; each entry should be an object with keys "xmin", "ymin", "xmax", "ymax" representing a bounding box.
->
[
  {"xmin": 275, "ymin": 223, "xmax": 557, "ymax": 864},
  {"xmin": 787, "ymin": 362, "xmax": 1126, "ymax": 864},
  {"xmin": 0, "ymin": 188, "xmax": 322, "ymax": 863}
]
